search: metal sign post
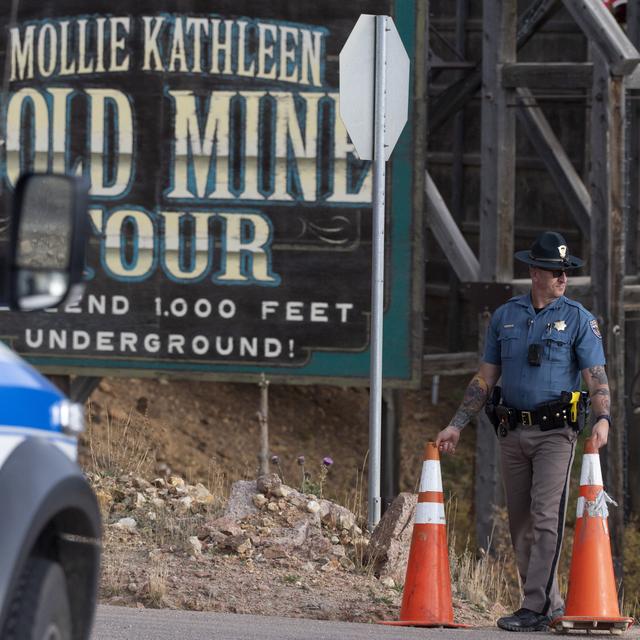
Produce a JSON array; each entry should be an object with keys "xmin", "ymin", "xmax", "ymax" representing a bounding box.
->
[{"xmin": 339, "ymin": 14, "xmax": 409, "ymax": 530}]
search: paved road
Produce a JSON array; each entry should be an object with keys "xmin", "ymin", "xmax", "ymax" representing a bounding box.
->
[{"xmin": 91, "ymin": 605, "xmax": 640, "ymax": 640}]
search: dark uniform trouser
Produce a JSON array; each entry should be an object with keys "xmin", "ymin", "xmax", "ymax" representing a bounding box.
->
[{"xmin": 499, "ymin": 424, "xmax": 577, "ymax": 615}]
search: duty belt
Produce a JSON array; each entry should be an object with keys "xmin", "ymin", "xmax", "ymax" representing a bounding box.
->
[
  {"xmin": 486, "ymin": 387, "xmax": 588, "ymax": 435},
  {"xmin": 514, "ymin": 407, "xmax": 569, "ymax": 427},
  {"xmin": 496, "ymin": 402, "xmax": 572, "ymax": 431}
]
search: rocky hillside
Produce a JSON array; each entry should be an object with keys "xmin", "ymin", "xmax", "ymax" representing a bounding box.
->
[{"xmin": 79, "ymin": 375, "xmax": 509, "ymax": 625}]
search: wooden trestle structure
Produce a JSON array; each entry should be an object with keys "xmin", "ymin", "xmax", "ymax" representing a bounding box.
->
[{"xmin": 423, "ymin": 0, "xmax": 640, "ymax": 582}]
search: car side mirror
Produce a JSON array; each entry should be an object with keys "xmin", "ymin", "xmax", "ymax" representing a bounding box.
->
[{"xmin": 9, "ymin": 173, "xmax": 89, "ymax": 312}]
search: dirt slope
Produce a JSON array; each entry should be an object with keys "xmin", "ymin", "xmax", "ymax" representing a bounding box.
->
[{"xmin": 78, "ymin": 375, "xmax": 506, "ymax": 625}]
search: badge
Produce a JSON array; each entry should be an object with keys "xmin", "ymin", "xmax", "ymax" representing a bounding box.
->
[
  {"xmin": 554, "ymin": 320, "xmax": 567, "ymax": 331},
  {"xmin": 590, "ymin": 319, "xmax": 602, "ymax": 339},
  {"xmin": 558, "ymin": 245, "xmax": 567, "ymax": 258}
]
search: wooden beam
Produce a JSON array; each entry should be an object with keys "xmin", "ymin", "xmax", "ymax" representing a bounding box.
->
[
  {"xmin": 480, "ymin": 0, "xmax": 516, "ymax": 281},
  {"xmin": 502, "ymin": 62, "xmax": 593, "ymax": 89},
  {"xmin": 474, "ymin": 0, "xmax": 516, "ymax": 561},
  {"xmin": 428, "ymin": 0, "xmax": 561, "ymax": 134},
  {"xmin": 626, "ymin": 0, "xmax": 640, "ymax": 521},
  {"xmin": 589, "ymin": 46, "xmax": 626, "ymax": 582},
  {"xmin": 563, "ymin": 0, "xmax": 640, "ymax": 76},
  {"xmin": 425, "ymin": 172, "xmax": 480, "ymax": 282},
  {"xmin": 422, "ymin": 351, "xmax": 478, "ymax": 376},
  {"xmin": 515, "ymin": 88, "xmax": 591, "ymax": 235}
]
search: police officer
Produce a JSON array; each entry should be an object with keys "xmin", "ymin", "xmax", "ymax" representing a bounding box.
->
[{"xmin": 435, "ymin": 231, "xmax": 611, "ymax": 632}]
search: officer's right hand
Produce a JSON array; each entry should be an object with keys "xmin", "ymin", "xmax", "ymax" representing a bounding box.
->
[{"xmin": 435, "ymin": 426, "xmax": 461, "ymax": 455}]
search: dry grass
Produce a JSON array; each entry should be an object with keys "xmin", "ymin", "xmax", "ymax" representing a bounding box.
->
[
  {"xmin": 101, "ymin": 550, "xmax": 129, "ymax": 598},
  {"xmin": 84, "ymin": 404, "xmax": 154, "ymax": 478},
  {"xmin": 447, "ymin": 498, "xmax": 516, "ymax": 611},
  {"xmin": 148, "ymin": 507, "xmax": 203, "ymax": 549},
  {"xmin": 147, "ymin": 556, "xmax": 168, "ymax": 608},
  {"xmin": 343, "ymin": 450, "xmax": 368, "ymax": 531}
]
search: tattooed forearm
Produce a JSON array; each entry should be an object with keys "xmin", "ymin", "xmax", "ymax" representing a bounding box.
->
[
  {"xmin": 588, "ymin": 366, "xmax": 609, "ymax": 386},
  {"xmin": 449, "ymin": 375, "xmax": 490, "ymax": 430},
  {"xmin": 584, "ymin": 366, "xmax": 611, "ymax": 416},
  {"xmin": 591, "ymin": 388, "xmax": 611, "ymax": 415}
]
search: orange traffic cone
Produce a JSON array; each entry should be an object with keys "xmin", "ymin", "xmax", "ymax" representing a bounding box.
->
[
  {"xmin": 552, "ymin": 437, "xmax": 634, "ymax": 633},
  {"xmin": 380, "ymin": 441, "xmax": 467, "ymax": 628}
]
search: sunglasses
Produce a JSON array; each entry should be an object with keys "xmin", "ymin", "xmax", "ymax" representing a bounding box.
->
[{"xmin": 541, "ymin": 268, "xmax": 567, "ymax": 278}]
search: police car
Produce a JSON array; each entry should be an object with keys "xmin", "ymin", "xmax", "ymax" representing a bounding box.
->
[{"xmin": 0, "ymin": 174, "xmax": 100, "ymax": 640}]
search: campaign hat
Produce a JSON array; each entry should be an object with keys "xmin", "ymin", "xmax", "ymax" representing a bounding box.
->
[{"xmin": 514, "ymin": 231, "xmax": 584, "ymax": 270}]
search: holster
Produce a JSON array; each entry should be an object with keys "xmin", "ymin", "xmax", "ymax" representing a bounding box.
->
[
  {"xmin": 485, "ymin": 386, "xmax": 503, "ymax": 433},
  {"xmin": 571, "ymin": 391, "xmax": 590, "ymax": 432},
  {"xmin": 532, "ymin": 390, "xmax": 590, "ymax": 432}
]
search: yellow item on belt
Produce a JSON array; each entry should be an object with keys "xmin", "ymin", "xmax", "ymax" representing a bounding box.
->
[{"xmin": 570, "ymin": 391, "xmax": 581, "ymax": 422}]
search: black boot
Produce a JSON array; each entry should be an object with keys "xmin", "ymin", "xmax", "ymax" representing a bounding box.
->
[{"xmin": 497, "ymin": 608, "xmax": 550, "ymax": 632}]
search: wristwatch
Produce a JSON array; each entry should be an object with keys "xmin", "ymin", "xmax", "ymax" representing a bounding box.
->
[{"xmin": 595, "ymin": 414, "xmax": 612, "ymax": 428}]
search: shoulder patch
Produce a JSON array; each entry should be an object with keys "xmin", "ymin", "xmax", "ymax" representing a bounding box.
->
[{"xmin": 590, "ymin": 319, "xmax": 602, "ymax": 339}]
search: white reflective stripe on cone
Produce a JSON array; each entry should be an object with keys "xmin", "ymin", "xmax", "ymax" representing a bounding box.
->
[
  {"xmin": 415, "ymin": 501, "xmax": 446, "ymax": 525},
  {"xmin": 576, "ymin": 496, "xmax": 585, "ymax": 518},
  {"xmin": 580, "ymin": 454, "xmax": 603, "ymax": 486},
  {"xmin": 419, "ymin": 460, "xmax": 443, "ymax": 493}
]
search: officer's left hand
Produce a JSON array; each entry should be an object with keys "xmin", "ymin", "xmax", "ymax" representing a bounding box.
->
[{"xmin": 591, "ymin": 419, "xmax": 609, "ymax": 449}]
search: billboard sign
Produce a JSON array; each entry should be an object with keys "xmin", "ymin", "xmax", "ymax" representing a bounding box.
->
[{"xmin": 0, "ymin": 0, "xmax": 424, "ymax": 386}]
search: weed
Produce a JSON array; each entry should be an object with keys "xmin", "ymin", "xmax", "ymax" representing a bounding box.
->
[
  {"xmin": 282, "ymin": 574, "xmax": 300, "ymax": 585},
  {"xmin": 100, "ymin": 550, "xmax": 129, "ymax": 598},
  {"xmin": 84, "ymin": 403, "xmax": 153, "ymax": 478},
  {"xmin": 147, "ymin": 557, "xmax": 168, "ymax": 607},
  {"xmin": 149, "ymin": 506, "xmax": 202, "ymax": 549}
]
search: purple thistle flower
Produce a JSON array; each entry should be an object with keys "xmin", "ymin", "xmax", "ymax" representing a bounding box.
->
[
  {"xmin": 322, "ymin": 456, "xmax": 334, "ymax": 467},
  {"xmin": 297, "ymin": 455, "xmax": 305, "ymax": 466}
]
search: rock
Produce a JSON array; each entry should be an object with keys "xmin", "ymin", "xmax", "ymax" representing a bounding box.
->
[
  {"xmin": 168, "ymin": 475, "xmax": 185, "ymax": 489},
  {"xmin": 306, "ymin": 500, "xmax": 320, "ymax": 514},
  {"xmin": 256, "ymin": 473, "xmax": 282, "ymax": 495},
  {"xmin": 330, "ymin": 535, "xmax": 340, "ymax": 544},
  {"xmin": 134, "ymin": 492, "xmax": 147, "ymax": 509},
  {"xmin": 187, "ymin": 536, "xmax": 203, "ymax": 556},
  {"xmin": 318, "ymin": 500, "xmax": 357, "ymax": 532},
  {"xmin": 320, "ymin": 558, "xmax": 339, "ymax": 572},
  {"xmin": 267, "ymin": 502, "xmax": 279, "ymax": 512},
  {"xmin": 95, "ymin": 489, "xmax": 113, "ymax": 514},
  {"xmin": 366, "ymin": 492, "xmax": 416, "ymax": 584},
  {"xmin": 205, "ymin": 516, "xmax": 243, "ymax": 537},
  {"xmin": 339, "ymin": 556, "xmax": 355, "ymax": 571},
  {"xmin": 152, "ymin": 478, "xmax": 166, "ymax": 488},
  {"xmin": 272, "ymin": 484, "xmax": 292, "ymax": 498},
  {"xmin": 190, "ymin": 483, "xmax": 214, "ymax": 505},
  {"xmin": 115, "ymin": 517, "xmax": 137, "ymax": 530},
  {"xmin": 151, "ymin": 497, "xmax": 166, "ymax": 509},
  {"xmin": 253, "ymin": 494, "xmax": 268, "ymax": 508},
  {"xmin": 267, "ymin": 520, "xmax": 309, "ymax": 548},
  {"xmin": 380, "ymin": 576, "xmax": 396, "ymax": 588},
  {"xmin": 307, "ymin": 533, "xmax": 333, "ymax": 559},
  {"xmin": 262, "ymin": 545, "xmax": 289, "ymax": 559},
  {"xmin": 223, "ymin": 481, "xmax": 260, "ymax": 520},
  {"xmin": 331, "ymin": 544, "xmax": 346, "ymax": 558},
  {"xmin": 222, "ymin": 535, "xmax": 252, "ymax": 555},
  {"xmin": 133, "ymin": 476, "xmax": 151, "ymax": 490},
  {"xmin": 207, "ymin": 531, "xmax": 228, "ymax": 547},
  {"xmin": 177, "ymin": 496, "xmax": 194, "ymax": 511}
]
